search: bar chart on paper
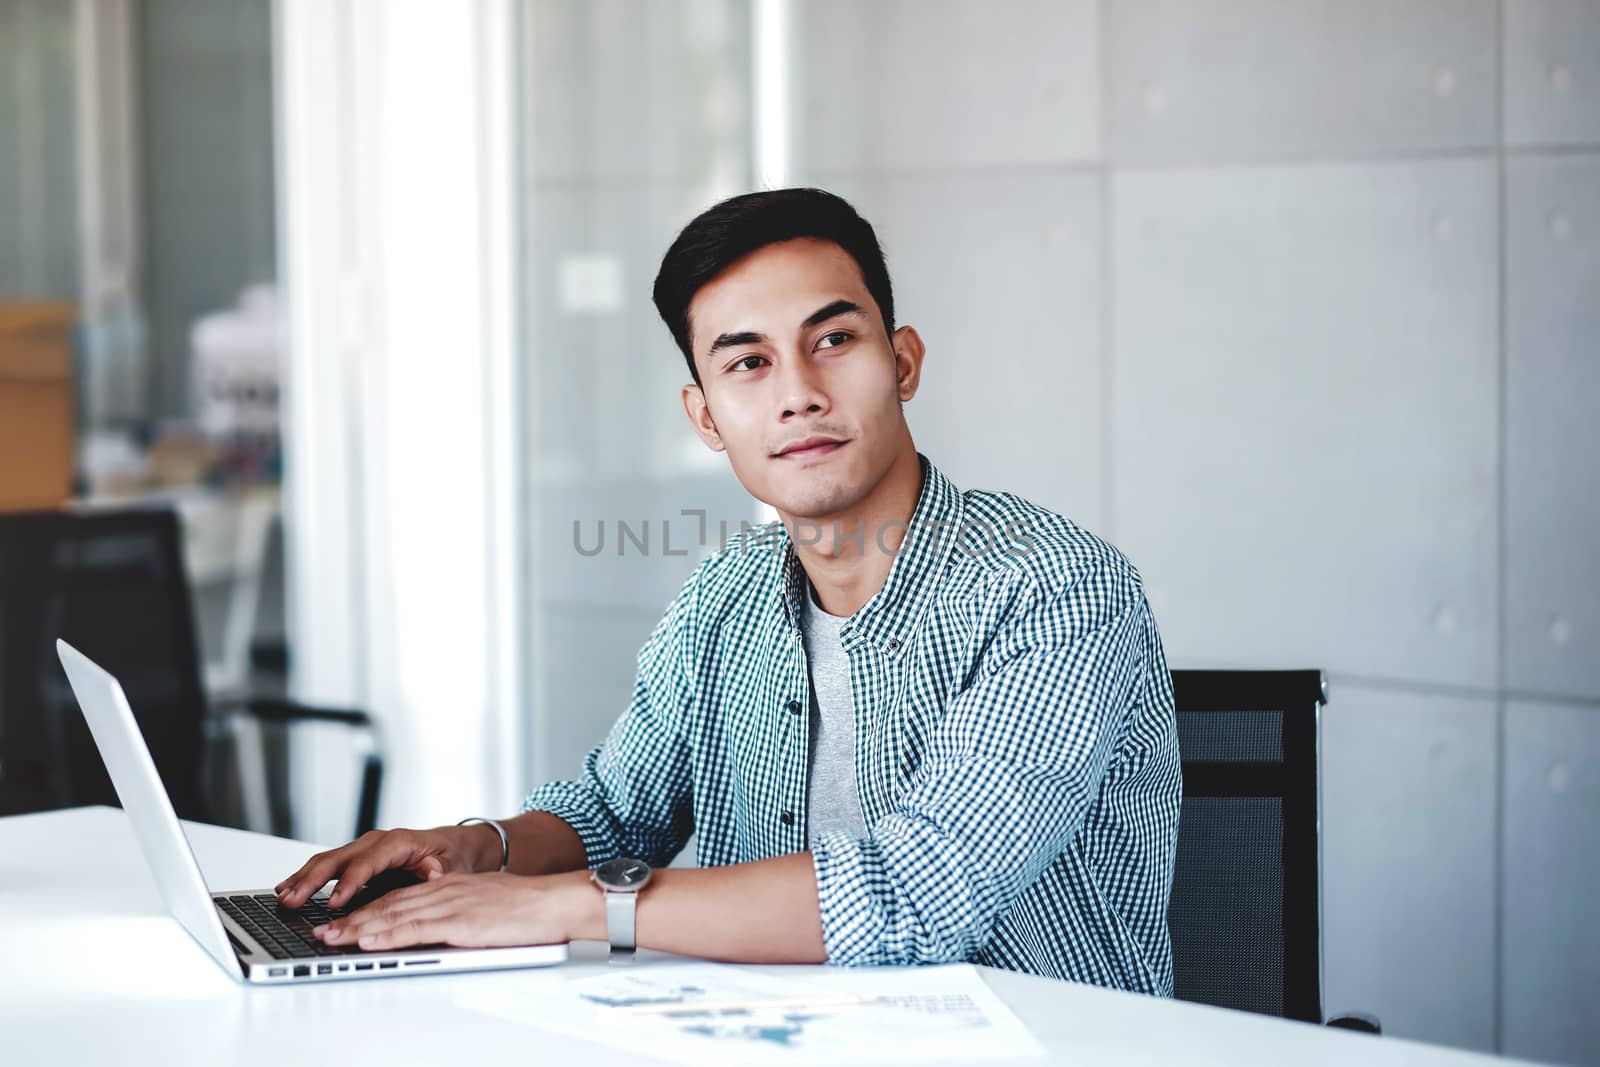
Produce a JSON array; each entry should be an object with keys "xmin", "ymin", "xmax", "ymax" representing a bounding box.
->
[{"xmin": 457, "ymin": 961, "xmax": 1047, "ymax": 1064}]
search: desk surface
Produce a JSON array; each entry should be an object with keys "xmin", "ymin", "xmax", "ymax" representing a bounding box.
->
[{"xmin": 3, "ymin": 807, "xmax": 1522, "ymax": 1066}]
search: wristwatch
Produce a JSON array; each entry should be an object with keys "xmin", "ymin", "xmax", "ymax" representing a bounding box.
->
[{"xmin": 591, "ymin": 856, "xmax": 652, "ymax": 962}]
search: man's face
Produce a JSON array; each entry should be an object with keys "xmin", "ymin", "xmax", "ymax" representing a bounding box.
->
[{"xmin": 681, "ymin": 238, "xmax": 923, "ymax": 520}]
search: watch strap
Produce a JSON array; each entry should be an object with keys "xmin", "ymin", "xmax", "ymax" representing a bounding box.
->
[{"xmin": 605, "ymin": 887, "xmax": 638, "ymax": 960}]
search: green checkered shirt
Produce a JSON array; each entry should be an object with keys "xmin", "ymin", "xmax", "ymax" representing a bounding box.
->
[{"xmin": 523, "ymin": 454, "xmax": 1181, "ymax": 993}]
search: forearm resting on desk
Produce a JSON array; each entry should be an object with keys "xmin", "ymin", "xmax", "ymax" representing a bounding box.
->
[
  {"xmin": 503, "ymin": 814, "xmax": 826, "ymax": 962},
  {"xmin": 566, "ymin": 849, "xmax": 827, "ymax": 963},
  {"xmin": 313, "ymin": 833, "xmax": 828, "ymax": 963}
]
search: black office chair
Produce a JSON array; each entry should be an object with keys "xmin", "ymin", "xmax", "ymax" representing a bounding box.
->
[
  {"xmin": 1168, "ymin": 668, "xmax": 1379, "ymax": 1034},
  {"xmin": 0, "ymin": 507, "xmax": 383, "ymax": 838}
]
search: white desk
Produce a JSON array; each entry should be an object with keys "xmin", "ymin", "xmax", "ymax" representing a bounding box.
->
[{"xmin": 3, "ymin": 807, "xmax": 1519, "ymax": 1066}]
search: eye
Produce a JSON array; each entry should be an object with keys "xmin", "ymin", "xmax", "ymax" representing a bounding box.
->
[
  {"xmin": 730, "ymin": 354, "xmax": 768, "ymax": 373},
  {"xmin": 816, "ymin": 331, "xmax": 851, "ymax": 350}
]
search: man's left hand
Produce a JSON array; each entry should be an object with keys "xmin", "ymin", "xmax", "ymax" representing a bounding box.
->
[{"xmin": 314, "ymin": 870, "xmax": 594, "ymax": 951}]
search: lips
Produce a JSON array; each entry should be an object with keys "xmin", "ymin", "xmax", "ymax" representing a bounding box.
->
[{"xmin": 775, "ymin": 436, "xmax": 846, "ymax": 458}]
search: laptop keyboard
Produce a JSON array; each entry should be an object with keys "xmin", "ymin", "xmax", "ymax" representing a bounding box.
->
[{"xmin": 216, "ymin": 894, "xmax": 361, "ymax": 959}]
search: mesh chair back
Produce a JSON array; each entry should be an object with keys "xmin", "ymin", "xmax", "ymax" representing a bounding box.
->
[
  {"xmin": 0, "ymin": 509, "xmax": 209, "ymax": 818},
  {"xmin": 1168, "ymin": 669, "xmax": 1325, "ymax": 1023}
]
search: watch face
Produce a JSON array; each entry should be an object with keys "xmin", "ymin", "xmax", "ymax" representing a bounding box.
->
[{"xmin": 598, "ymin": 857, "xmax": 651, "ymax": 888}]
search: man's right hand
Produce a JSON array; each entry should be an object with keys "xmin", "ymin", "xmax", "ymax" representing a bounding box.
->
[{"xmin": 274, "ymin": 825, "xmax": 500, "ymax": 910}]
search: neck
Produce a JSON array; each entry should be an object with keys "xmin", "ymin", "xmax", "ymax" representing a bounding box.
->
[{"xmin": 779, "ymin": 442, "xmax": 923, "ymax": 617}]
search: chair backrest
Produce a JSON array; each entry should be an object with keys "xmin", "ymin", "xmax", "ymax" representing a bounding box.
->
[
  {"xmin": 1167, "ymin": 669, "xmax": 1326, "ymax": 1023},
  {"xmin": 0, "ymin": 508, "xmax": 209, "ymax": 819}
]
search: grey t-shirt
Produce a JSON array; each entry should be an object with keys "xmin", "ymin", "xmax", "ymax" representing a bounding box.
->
[{"xmin": 801, "ymin": 579, "xmax": 868, "ymax": 843}]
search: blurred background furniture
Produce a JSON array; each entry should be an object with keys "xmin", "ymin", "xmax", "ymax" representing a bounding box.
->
[
  {"xmin": 1168, "ymin": 668, "xmax": 1379, "ymax": 1034},
  {"xmin": 0, "ymin": 302, "xmax": 75, "ymax": 511},
  {"xmin": 162, "ymin": 486, "xmax": 284, "ymax": 699},
  {"xmin": 0, "ymin": 507, "xmax": 380, "ymax": 838}
]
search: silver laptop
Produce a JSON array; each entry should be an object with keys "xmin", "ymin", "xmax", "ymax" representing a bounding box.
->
[{"xmin": 56, "ymin": 638, "xmax": 568, "ymax": 984}]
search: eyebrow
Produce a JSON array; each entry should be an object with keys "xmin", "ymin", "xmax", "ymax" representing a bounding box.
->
[{"xmin": 704, "ymin": 299, "xmax": 868, "ymax": 359}]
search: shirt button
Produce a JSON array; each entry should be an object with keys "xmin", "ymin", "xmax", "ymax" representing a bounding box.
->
[
  {"xmin": 780, "ymin": 811, "xmax": 795, "ymax": 826},
  {"xmin": 786, "ymin": 699, "xmax": 802, "ymax": 715},
  {"xmin": 887, "ymin": 638, "xmax": 901, "ymax": 651}
]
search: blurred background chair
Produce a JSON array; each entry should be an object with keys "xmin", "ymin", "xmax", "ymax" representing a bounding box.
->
[
  {"xmin": 1168, "ymin": 668, "xmax": 1379, "ymax": 1034},
  {"xmin": 0, "ymin": 507, "xmax": 381, "ymax": 838}
]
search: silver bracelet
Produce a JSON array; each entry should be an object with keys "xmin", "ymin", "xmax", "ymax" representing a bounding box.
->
[{"xmin": 457, "ymin": 817, "xmax": 509, "ymax": 873}]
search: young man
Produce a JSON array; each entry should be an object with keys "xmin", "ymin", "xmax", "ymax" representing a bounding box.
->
[{"xmin": 276, "ymin": 189, "xmax": 1182, "ymax": 994}]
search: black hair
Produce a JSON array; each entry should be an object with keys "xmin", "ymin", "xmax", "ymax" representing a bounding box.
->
[{"xmin": 651, "ymin": 187, "xmax": 895, "ymax": 384}]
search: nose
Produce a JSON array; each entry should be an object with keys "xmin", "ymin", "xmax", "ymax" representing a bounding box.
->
[{"xmin": 776, "ymin": 354, "xmax": 828, "ymax": 421}]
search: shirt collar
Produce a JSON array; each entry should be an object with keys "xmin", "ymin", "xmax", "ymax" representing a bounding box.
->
[{"xmin": 776, "ymin": 452, "xmax": 964, "ymax": 657}]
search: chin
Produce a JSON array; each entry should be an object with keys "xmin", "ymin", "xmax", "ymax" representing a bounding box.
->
[
  {"xmin": 769, "ymin": 476, "xmax": 863, "ymax": 522},
  {"xmin": 731, "ymin": 445, "xmax": 881, "ymax": 521}
]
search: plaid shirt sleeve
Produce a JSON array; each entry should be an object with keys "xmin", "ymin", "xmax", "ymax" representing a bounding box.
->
[
  {"xmin": 810, "ymin": 560, "xmax": 1154, "ymax": 966},
  {"xmin": 517, "ymin": 564, "xmax": 701, "ymax": 870}
]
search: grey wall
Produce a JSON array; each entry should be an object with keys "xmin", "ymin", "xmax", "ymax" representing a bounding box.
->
[
  {"xmin": 138, "ymin": 0, "xmax": 276, "ymax": 420},
  {"xmin": 517, "ymin": 2, "xmax": 1598, "ymax": 1061},
  {"xmin": 0, "ymin": 0, "xmax": 79, "ymax": 301},
  {"xmin": 518, "ymin": 0, "xmax": 759, "ymax": 787},
  {"xmin": 786, "ymin": 1, "xmax": 1596, "ymax": 1062},
  {"xmin": 0, "ymin": 0, "xmax": 276, "ymax": 424}
]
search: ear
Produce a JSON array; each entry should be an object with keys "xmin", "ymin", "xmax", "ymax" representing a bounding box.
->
[
  {"xmin": 682, "ymin": 382, "xmax": 725, "ymax": 452},
  {"xmin": 890, "ymin": 325, "xmax": 926, "ymax": 403}
]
